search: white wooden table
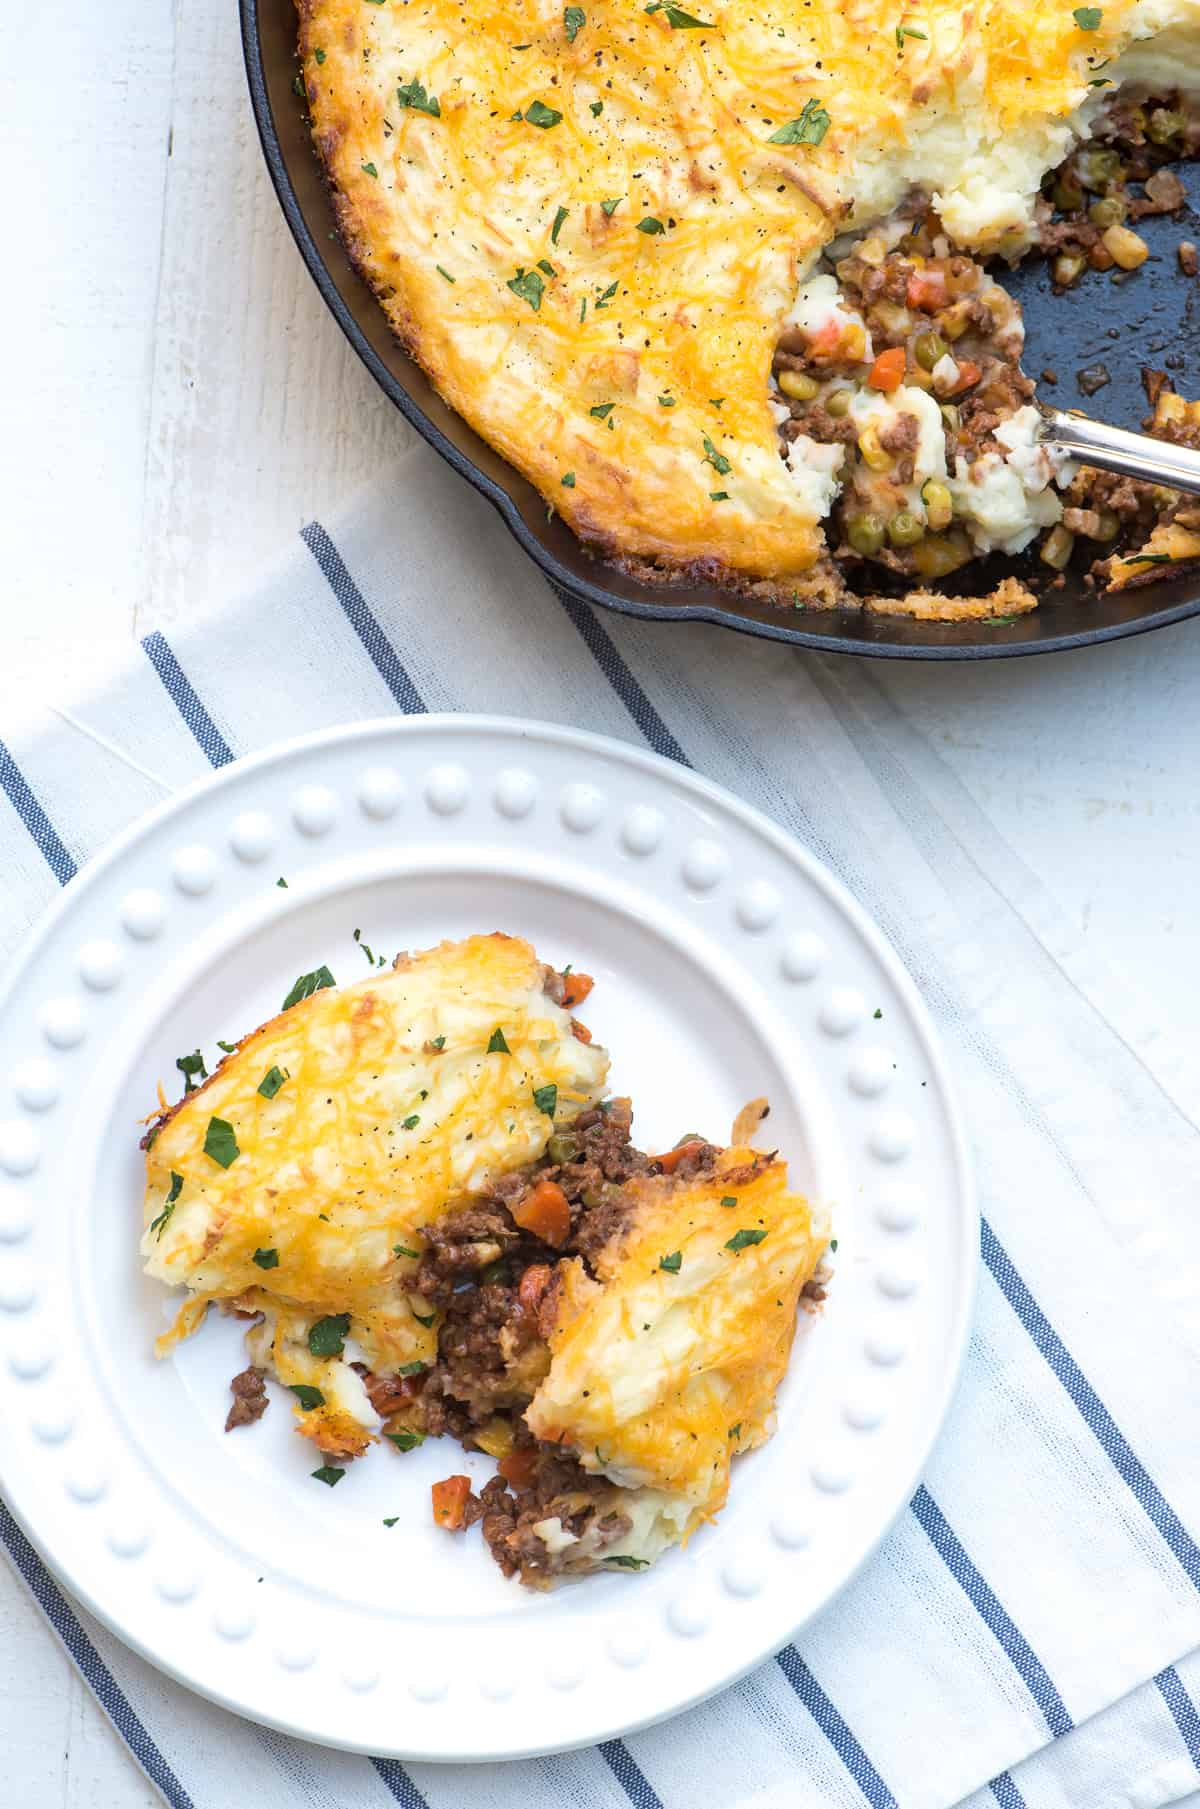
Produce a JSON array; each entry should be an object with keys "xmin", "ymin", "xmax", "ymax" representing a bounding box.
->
[{"xmin": 3, "ymin": 4, "xmax": 1198, "ymax": 1801}]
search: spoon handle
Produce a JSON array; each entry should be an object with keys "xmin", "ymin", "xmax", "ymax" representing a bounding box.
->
[{"xmin": 1037, "ymin": 407, "xmax": 1200, "ymax": 500}]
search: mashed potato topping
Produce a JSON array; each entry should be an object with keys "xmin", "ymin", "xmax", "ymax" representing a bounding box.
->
[{"xmin": 301, "ymin": 0, "xmax": 1199, "ymax": 596}]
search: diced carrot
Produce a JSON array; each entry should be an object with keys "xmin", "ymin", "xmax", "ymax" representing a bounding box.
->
[
  {"xmin": 431, "ymin": 1474, "xmax": 472, "ymax": 1530},
  {"xmin": 498, "ymin": 1447, "xmax": 539, "ymax": 1490},
  {"xmin": 656, "ymin": 1139, "xmax": 704, "ymax": 1175},
  {"xmin": 949, "ymin": 359, "xmax": 982, "ymax": 393},
  {"xmin": 571, "ymin": 1019, "xmax": 593, "ymax": 1043},
  {"xmin": 512, "ymin": 1180, "xmax": 571, "ymax": 1247},
  {"xmin": 867, "ymin": 346, "xmax": 907, "ymax": 392},
  {"xmin": 517, "ymin": 1262, "xmax": 553, "ymax": 1313},
  {"xmin": 906, "ymin": 270, "xmax": 947, "ymax": 312},
  {"xmin": 808, "ymin": 317, "xmax": 844, "ymax": 357},
  {"xmin": 560, "ymin": 970, "xmax": 594, "ymax": 1009}
]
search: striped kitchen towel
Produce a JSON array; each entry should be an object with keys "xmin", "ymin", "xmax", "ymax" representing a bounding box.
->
[{"xmin": 4, "ymin": 439, "xmax": 1200, "ymax": 1809}]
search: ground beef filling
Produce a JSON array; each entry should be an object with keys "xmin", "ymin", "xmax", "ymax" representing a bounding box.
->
[
  {"xmin": 774, "ymin": 228, "xmax": 1030, "ymax": 582},
  {"xmin": 386, "ymin": 1107, "xmax": 721, "ymax": 1580},
  {"xmin": 770, "ymin": 95, "xmax": 1199, "ymax": 596},
  {"xmin": 1035, "ymin": 92, "xmax": 1200, "ymax": 285},
  {"xmin": 225, "ymin": 1365, "xmax": 269, "ymax": 1431}
]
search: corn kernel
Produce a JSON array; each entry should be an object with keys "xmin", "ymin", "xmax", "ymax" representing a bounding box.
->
[
  {"xmin": 858, "ymin": 424, "xmax": 893, "ymax": 470},
  {"xmin": 1102, "ymin": 224, "xmax": 1148, "ymax": 270}
]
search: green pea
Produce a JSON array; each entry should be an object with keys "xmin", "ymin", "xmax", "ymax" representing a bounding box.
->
[
  {"xmin": 845, "ymin": 514, "xmax": 886, "ymax": 557},
  {"xmin": 887, "ymin": 510, "xmax": 927, "ymax": 547}
]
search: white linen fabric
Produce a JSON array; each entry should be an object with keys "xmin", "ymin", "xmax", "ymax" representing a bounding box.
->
[{"xmin": 3, "ymin": 441, "xmax": 1200, "ymax": 1809}]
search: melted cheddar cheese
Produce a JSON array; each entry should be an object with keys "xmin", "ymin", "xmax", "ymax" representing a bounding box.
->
[
  {"xmin": 142, "ymin": 933, "xmax": 609, "ymax": 1451},
  {"xmin": 299, "ymin": 0, "xmax": 1199, "ymax": 589},
  {"xmin": 526, "ymin": 1148, "xmax": 827, "ymax": 1539}
]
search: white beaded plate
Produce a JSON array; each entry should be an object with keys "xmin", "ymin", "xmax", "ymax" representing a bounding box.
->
[{"xmin": 0, "ymin": 717, "xmax": 975, "ymax": 1760}]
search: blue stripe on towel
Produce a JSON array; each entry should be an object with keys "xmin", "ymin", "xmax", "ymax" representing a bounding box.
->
[
  {"xmin": 599, "ymin": 1739, "xmax": 665, "ymax": 1808},
  {"xmin": 141, "ymin": 631, "xmax": 234, "ymax": 766},
  {"xmin": 1154, "ymin": 1667, "xmax": 1200, "ymax": 1769},
  {"xmin": 988, "ymin": 1771, "xmax": 1028, "ymax": 1808},
  {"xmin": 776, "ymin": 1646, "xmax": 899, "ymax": 1809},
  {"xmin": 0, "ymin": 737, "xmax": 77, "ymax": 883},
  {"xmin": 371, "ymin": 1757, "xmax": 433, "ymax": 1807},
  {"xmin": 552, "ymin": 588, "xmax": 689, "ymax": 766},
  {"xmin": 0, "ymin": 1502, "xmax": 195, "ymax": 1809},
  {"xmin": 912, "ymin": 1485, "xmax": 1073, "ymax": 1737},
  {"xmin": 981, "ymin": 1220, "xmax": 1200, "ymax": 1592},
  {"xmin": 302, "ymin": 522, "xmax": 426, "ymax": 715}
]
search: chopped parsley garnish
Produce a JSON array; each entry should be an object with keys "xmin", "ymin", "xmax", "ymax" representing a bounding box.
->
[
  {"xmin": 203, "ymin": 1117, "xmax": 240, "ymax": 1169},
  {"xmin": 659, "ymin": 1250, "xmax": 682, "ymax": 1273},
  {"xmin": 487, "ymin": 1028, "xmax": 511, "ymax": 1053},
  {"xmin": 767, "ymin": 97, "xmax": 831, "ymax": 146},
  {"xmin": 398, "ymin": 1360, "xmax": 427, "ymax": 1376},
  {"xmin": 729, "ymin": 1422, "xmax": 742, "ymax": 1439},
  {"xmin": 590, "ymin": 401, "xmax": 615, "ymax": 419},
  {"xmin": 524, "ymin": 99, "xmax": 563, "ymax": 128},
  {"xmin": 702, "ymin": 436, "xmax": 732, "ymax": 476},
  {"xmin": 361, "ymin": 161, "xmax": 379, "ymax": 178},
  {"xmin": 562, "ymin": 470, "xmax": 577, "ymax": 487},
  {"xmin": 596, "ymin": 280, "xmax": 619, "ymax": 308},
  {"xmin": 383, "ymin": 1516, "xmax": 399, "ymax": 1526},
  {"xmin": 436, "ymin": 264, "xmax": 456, "ymax": 283},
  {"xmin": 276, "ymin": 877, "xmax": 288, "ymax": 888},
  {"xmin": 308, "ymin": 1313, "xmax": 351, "ymax": 1357},
  {"xmin": 394, "ymin": 1243, "xmax": 420, "ymax": 1258},
  {"xmin": 353, "ymin": 927, "xmax": 387, "ymax": 966},
  {"xmin": 721, "ymin": 1195, "xmax": 737, "ymax": 1207},
  {"xmin": 1125, "ymin": 552, "xmax": 1174, "ymax": 564},
  {"xmin": 830, "ymin": 1238, "xmax": 839, "ymax": 1253},
  {"xmin": 410, "ymin": 1307, "xmax": 436, "ymax": 1327},
  {"xmin": 293, "ymin": 73, "xmax": 307, "ymax": 97},
  {"xmin": 217, "ymin": 1039, "xmax": 238, "ymax": 1054},
  {"xmin": 537, "ymin": 258, "xmax": 557, "ymax": 279},
  {"xmin": 658, "ymin": 394, "xmax": 676, "ymax": 407},
  {"xmin": 646, "ymin": 3, "xmax": 715, "ymax": 23},
  {"xmin": 533, "ymin": 1082, "xmax": 558, "ymax": 1117},
  {"xmin": 605, "ymin": 1554, "xmax": 650, "ymax": 1568},
  {"xmin": 396, "ymin": 76, "xmax": 441, "ymax": 116},
  {"xmin": 636, "ymin": 216, "xmax": 665, "ymax": 234},
  {"xmin": 387, "ymin": 1429, "xmax": 426, "ymax": 1452},
  {"xmin": 289, "ymin": 1385, "xmax": 326, "ymax": 1409},
  {"xmin": 894, "ymin": 22, "xmax": 927, "ymax": 46},
  {"xmin": 725, "ymin": 1227, "xmax": 767, "ymax": 1252},
  {"xmin": 282, "ymin": 965, "xmax": 336, "ymax": 1010},
  {"xmin": 590, "ymin": 99, "xmax": 603, "ymax": 115},
  {"xmin": 257, "ymin": 1065, "xmax": 287, "ymax": 1099},
  {"xmin": 149, "ymin": 1172, "xmax": 183, "ymax": 1241},
  {"xmin": 403, "ymin": 1113, "xmax": 420, "ymax": 1130},
  {"xmin": 710, "ymin": 490, "xmax": 729, "ymax": 501},
  {"xmin": 564, "ymin": 4, "xmax": 587, "ymax": 38},
  {"xmin": 508, "ymin": 266, "xmax": 546, "ymax": 311},
  {"xmin": 431, "ymin": 1035, "xmax": 446, "ymax": 1050},
  {"xmin": 1087, "ymin": 75, "xmax": 1112, "ymax": 84},
  {"xmin": 601, "ymin": 197, "xmax": 622, "ymax": 216},
  {"xmin": 873, "ymin": 1007, "xmax": 883, "ymax": 1019},
  {"xmin": 252, "ymin": 1247, "xmax": 280, "ymax": 1269},
  {"xmin": 1073, "ymin": 5, "xmax": 1101, "ymax": 25},
  {"xmin": 176, "ymin": 1050, "xmax": 208, "ymax": 1092},
  {"xmin": 313, "ymin": 47, "xmax": 326, "ymax": 63},
  {"xmin": 551, "ymin": 204, "xmax": 569, "ymax": 244},
  {"xmin": 311, "ymin": 1465, "xmax": 345, "ymax": 1486}
]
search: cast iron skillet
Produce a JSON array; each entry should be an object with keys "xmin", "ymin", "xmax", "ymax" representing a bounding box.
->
[{"xmin": 241, "ymin": 0, "xmax": 1200, "ymax": 658}]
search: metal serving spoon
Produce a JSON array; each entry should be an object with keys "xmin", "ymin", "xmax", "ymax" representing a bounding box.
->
[{"xmin": 1036, "ymin": 404, "xmax": 1200, "ymax": 498}]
